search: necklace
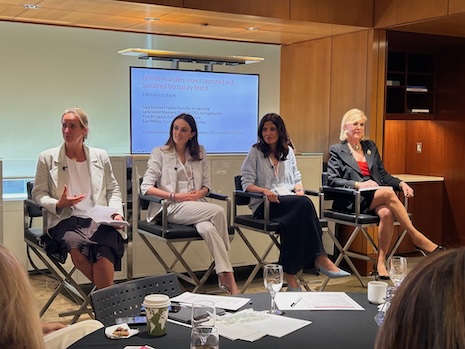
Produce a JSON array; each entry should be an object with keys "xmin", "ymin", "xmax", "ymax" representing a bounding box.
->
[{"xmin": 352, "ymin": 143, "xmax": 361, "ymax": 151}]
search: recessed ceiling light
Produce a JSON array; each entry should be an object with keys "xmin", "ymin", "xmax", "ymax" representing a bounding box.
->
[
  {"xmin": 246, "ymin": 27, "xmax": 259, "ymax": 31},
  {"xmin": 144, "ymin": 17, "xmax": 160, "ymax": 21},
  {"xmin": 24, "ymin": 4, "xmax": 41, "ymax": 9}
]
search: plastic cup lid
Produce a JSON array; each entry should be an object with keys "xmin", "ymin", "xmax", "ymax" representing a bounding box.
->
[{"xmin": 143, "ymin": 294, "xmax": 170, "ymax": 308}]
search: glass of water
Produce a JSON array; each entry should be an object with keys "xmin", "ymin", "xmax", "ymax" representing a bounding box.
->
[
  {"xmin": 191, "ymin": 300, "xmax": 216, "ymax": 329},
  {"xmin": 263, "ymin": 264, "xmax": 283, "ymax": 315},
  {"xmin": 190, "ymin": 326, "xmax": 219, "ymax": 349},
  {"xmin": 389, "ymin": 256, "xmax": 407, "ymax": 288}
]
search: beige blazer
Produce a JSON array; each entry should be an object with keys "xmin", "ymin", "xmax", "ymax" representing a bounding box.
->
[
  {"xmin": 140, "ymin": 145, "xmax": 210, "ymax": 222},
  {"xmin": 32, "ymin": 144, "xmax": 125, "ymax": 237}
]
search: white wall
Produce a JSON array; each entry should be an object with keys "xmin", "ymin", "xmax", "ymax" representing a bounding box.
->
[{"xmin": 0, "ymin": 21, "xmax": 281, "ymax": 178}]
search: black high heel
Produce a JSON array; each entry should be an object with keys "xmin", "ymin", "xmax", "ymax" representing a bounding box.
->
[
  {"xmin": 372, "ymin": 262, "xmax": 390, "ymax": 281},
  {"xmin": 414, "ymin": 244, "xmax": 446, "ymax": 256}
]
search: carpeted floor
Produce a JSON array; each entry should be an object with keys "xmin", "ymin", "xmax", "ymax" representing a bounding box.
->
[{"xmin": 31, "ymin": 256, "xmax": 423, "ymax": 324}]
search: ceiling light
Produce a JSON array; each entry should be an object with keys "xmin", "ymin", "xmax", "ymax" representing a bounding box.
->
[
  {"xmin": 246, "ymin": 27, "xmax": 258, "ymax": 31},
  {"xmin": 24, "ymin": 4, "xmax": 41, "ymax": 9},
  {"xmin": 118, "ymin": 48, "xmax": 264, "ymax": 66},
  {"xmin": 144, "ymin": 17, "xmax": 160, "ymax": 21}
]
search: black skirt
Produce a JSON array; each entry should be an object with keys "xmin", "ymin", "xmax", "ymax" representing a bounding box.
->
[
  {"xmin": 40, "ymin": 216, "xmax": 125, "ymax": 271},
  {"xmin": 331, "ymin": 190, "xmax": 376, "ymax": 214},
  {"xmin": 254, "ymin": 195, "xmax": 325, "ymax": 275}
]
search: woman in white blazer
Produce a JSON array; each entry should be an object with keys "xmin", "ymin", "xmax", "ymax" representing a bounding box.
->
[
  {"xmin": 141, "ymin": 113, "xmax": 239, "ymax": 294},
  {"xmin": 32, "ymin": 108, "xmax": 125, "ymax": 289}
]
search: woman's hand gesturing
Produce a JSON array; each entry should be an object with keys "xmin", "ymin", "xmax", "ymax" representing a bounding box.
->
[{"xmin": 56, "ymin": 185, "xmax": 86, "ymax": 209}]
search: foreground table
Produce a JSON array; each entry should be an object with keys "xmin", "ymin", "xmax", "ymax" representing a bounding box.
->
[{"xmin": 69, "ymin": 292, "xmax": 379, "ymax": 349}]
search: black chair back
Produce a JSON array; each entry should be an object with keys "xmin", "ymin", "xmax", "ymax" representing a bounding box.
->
[
  {"xmin": 26, "ymin": 181, "xmax": 42, "ymax": 226},
  {"xmin": 138, "ymin": 177, "xmax": 151, "ymax": 210},
  {"xmin": 234, "ymin": 175, "xmax": 250, "ymax": 206},
  {"xmin": 321, "ymin": 172, "xmax": 329, "ymax": 186},
  {"xmin": 91, "ymin": 273, "xmax": 182, "ymax": 326}
]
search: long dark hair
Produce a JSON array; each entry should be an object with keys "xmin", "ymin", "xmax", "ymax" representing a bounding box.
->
[
  {"xmin": 254, "ymin": 113, "xmax": 291, "ymax": 160},
  {"xmin": 165, "ymin": 113, "xmax": 201, "ymax": 160}
]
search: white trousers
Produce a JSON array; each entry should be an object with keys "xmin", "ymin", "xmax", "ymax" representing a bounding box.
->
[{"xmin": 168, "ymin": 201, "xmax": 232, "ymax": 273}]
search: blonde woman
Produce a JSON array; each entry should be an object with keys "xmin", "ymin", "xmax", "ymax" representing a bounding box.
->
[
  {"xmin": 0, "ymin": 244, "xmax": 45, "ymax": 349},
  {"xmin": 33, "ymin": 108, "xmax": 125, "ymax": 289},
  {"xmin": 327, "ymin": 108, "xmax": 444, "ymax": 279}
]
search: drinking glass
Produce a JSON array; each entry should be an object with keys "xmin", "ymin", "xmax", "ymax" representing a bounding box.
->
[
  {"xmin": 263, "ymin": 264, "xmax": 283, "ymax": 315},
  {"xmin": 191, "ymin": 301, "xmax": 216, "ymax": 329},
  {"xmin": 190, "ymin": 326, "xmax": 219, "ymax": 349},
  {"xmin": 389, "ymin": 256, "xmax": 407, "ymax": 288}
]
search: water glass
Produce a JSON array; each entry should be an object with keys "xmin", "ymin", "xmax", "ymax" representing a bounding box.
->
[
  {"xmin": 263, "ymin": 264, "xmax": 283, "ymax": 315},
  {"xmin": 190, "ymin": 326, "xmax": 219, "ymax": 349},
  {"xmin": 389, "ymin": 256, "xmax": 407, "ymax": 288},
  {"xmin": 191, "ymin": 301, "xmax": 216, "ymax": 329}
]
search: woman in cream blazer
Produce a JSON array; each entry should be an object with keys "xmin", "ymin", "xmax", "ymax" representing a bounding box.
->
[
  {"xmin": 141, "ymin": 113, "xmax": 239, "ymax": 294},
  {"xmin": 32, "ymin": 108, "xmax": 125, "ymax": 289}
]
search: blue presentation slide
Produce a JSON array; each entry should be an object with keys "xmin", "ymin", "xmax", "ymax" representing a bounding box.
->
[{"xmin": 130, "ymin": 67, "xmax": 259, "ymax": 154}]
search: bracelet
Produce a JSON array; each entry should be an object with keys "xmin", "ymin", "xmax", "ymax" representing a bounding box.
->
[{"xmin": 169, "ymin": 192, "xmax": 174, "ymax": 200}]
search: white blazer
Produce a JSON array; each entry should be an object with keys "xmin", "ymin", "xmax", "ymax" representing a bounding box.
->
[
  {"xmin": 32, "ymin": 144, "xmax": 125, "ymax": 237},
  {"xmin": 140, "ymin": 145, "xmax": 211, "ymax": 222}
]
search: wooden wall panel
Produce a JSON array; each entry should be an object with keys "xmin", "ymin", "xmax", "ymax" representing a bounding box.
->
[
  {"xmin": 182, "ymin": 0, "xmax": 290, "ymax": 19},
  {"xmin": 290, "ymin": 0, "xmax": 373, "ymax": 27},
  {"xmin": 329, "ymin": 30, "xmax": 371, "ymax": 150},
  {"xmin": 375, "ymin": 0, "xmax": 448, "ymax": 28},
  {"xmin": 280, "ymin": 29, "xmax": 376, "ymax": 159},
  {"xmin": 280, "ymin": 38, "xmax": 331, "ymax": 154},
  {"xmin": 435, "ymin": 46, "xmax": 465, "ymax": 247},
  {"xmin": 371, "ymin": 30, "xmax": 388, "ymax": 150},
  {"xmin": 404, "ymin": 120, "xmax": 445, "ymax": 176},
  {"xmin": 118, "ymin": 0, "xmax": 182, "ymax": 6},
  {"xmin": 449, "ymin": 0, "xmax": 465, "ymax": 14},
  {"xmin": 383, "ymin": 120, "xmax": 407, "ymax": 173}
]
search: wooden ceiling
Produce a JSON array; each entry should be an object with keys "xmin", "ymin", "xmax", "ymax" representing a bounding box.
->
[
  {"xmin": 0, "ymin": 0, "xmax": 369, "ymax": 45},
  {"xmin": 2, "ymin": 0, "xmax": 465, "ymax": 45},
  {"xmin": 384, "ymin": 13, "xmax": 465, "ymax": 39}
]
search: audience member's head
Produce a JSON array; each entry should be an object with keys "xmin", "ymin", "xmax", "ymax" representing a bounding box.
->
[
  {"xmin": 339, "ymin": 108, "xmax": 367, "ymax": 141},
  {"xmin": 0, "ymin": 244, "xmax": 45, "ymax": 349},
  {"xmin": 375, "ymin": 248, "xmax": 465, "ymax": 349}
]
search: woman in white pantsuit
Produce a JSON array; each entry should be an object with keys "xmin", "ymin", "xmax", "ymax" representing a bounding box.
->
[{"xmin": 141, "ymin": 113, "xmax": 239, "ymax": 294}]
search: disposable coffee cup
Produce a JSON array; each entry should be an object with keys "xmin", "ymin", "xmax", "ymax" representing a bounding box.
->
[
  {"xmin": 143, "ymin": 294, "xmax": 171, "ymax": 337},
  {"xmin": 367, "ymin": 281, "xmax": 388, "ymax": 304}
]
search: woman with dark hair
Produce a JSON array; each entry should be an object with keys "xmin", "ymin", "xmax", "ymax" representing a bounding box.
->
[
  {"xmin": 241, "ymin": 113, "xmax": 349, "ymax": 291},
  {"xmin": 375, "ymin": 248, "xmax": 464, "ymax": 349},
  {"xmin": 141, "ymin": 113, "xmax": 238, "ymax": 294}
]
